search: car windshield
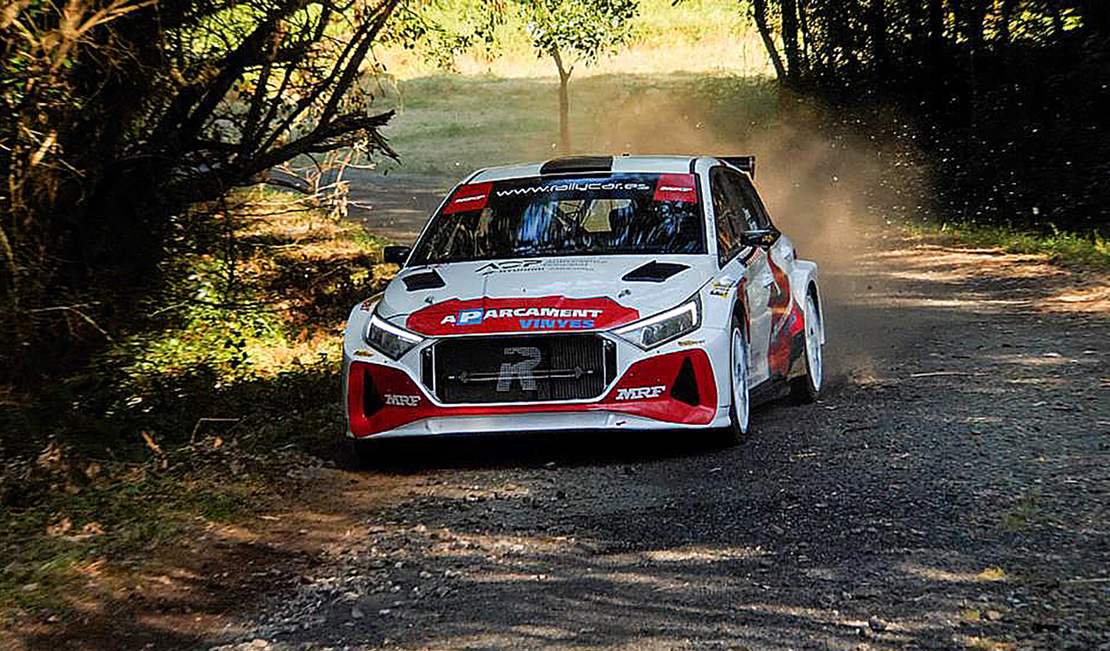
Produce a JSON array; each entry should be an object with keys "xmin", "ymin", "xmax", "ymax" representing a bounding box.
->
[{"xmin": 408, "ymin": 173, "xmax": 706, "ymax": 265}]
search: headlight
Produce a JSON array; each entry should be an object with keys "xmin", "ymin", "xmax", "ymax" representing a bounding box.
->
[
  {"xmin": 364, "ymin": 312, "xmax": 423, "ymax": 359},
  {"xmin": 613, "ymin": 296, "xmax": 700, "ymax": 350}
]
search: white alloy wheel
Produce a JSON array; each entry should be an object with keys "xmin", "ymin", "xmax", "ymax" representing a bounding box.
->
[
  {"xmin": 791, "ymin": 290, "xmax": 823, "ymax": 402},
  {"xmin": 804, "ymin": 292, "xmax": 823, "ymax": 391},
  {"xmin": 730, "ymin": 324, "xmax": 750, "ymax": 436}
]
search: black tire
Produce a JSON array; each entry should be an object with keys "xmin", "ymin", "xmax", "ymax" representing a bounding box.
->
[
  {"xmin": 790, "ymin": 290, "xmax": 823, "ymax": 403},
  {"xmin": 717, "ymin": 315, "xmax": 751, "ymax": 446},
  {"xmin": 349, "ymin": 438, "xmax": 379, "ymax": 469}
]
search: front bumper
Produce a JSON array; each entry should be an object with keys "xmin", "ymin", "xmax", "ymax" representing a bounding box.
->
[{"xmin": 345, "ymin": 348, "xmax": 722, "ymax": 439}]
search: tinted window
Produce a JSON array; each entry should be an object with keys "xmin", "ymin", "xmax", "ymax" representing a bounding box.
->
[
  {"xmin": 409, "ymin": 173, "xmax": 706, "ymax": 265},
  {"xmin": 733, "ymin": 174, "xmax": 773, "ymax": 229},
  {"xmin": 711, "ymin": 168, "xmax": 745, "ymax": 264}
]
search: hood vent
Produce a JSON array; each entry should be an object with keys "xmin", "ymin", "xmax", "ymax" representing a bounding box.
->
[
  {"xmin": 402, "ymin": 270, "xmax": 446, "ymax": 291},
  {"xmin": 622, "ymin": 261, "xmax": 689, "ymax": 283}
]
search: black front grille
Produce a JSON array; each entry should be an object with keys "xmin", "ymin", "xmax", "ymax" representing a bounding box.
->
[{"xmin": 431, "ymin": 334, "xmax": 609, "ymax": 404}]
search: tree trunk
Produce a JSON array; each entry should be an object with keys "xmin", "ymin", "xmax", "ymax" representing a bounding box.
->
[
  {"xmin": 868, "ymin": 0, "xmax": 887, "ymax": 73},
  {"xmin": 965, "ymin": 0, "xmax": 987, "ymax": 54},
  {"xmin": 781, "ymin": 0, "xmax": 802, "ymax": 81},
  {"xmin": 907, "ymin": 0, "xmax": 924, "ymax": 62},
  {"xmin": 1080, "ymin": 0, "xmax": 1110, "ymax": 39},
  {"xmin": 752, "ymin": 0, "xmax": 788, "ymax": 81},
  {"xmin": 798, "ymin": 0, "xmax": 814, "ymax": 71},
  {"xmin": 1047, "ymin": 1, "xmax": 1064, "ymax": 37},
  {"xmin": 928, "ymin": 0, "xmax": 945, "ymax": 61},
  {"xmin": 1000, "ymin": 0, "xmax": 1017, "ymax": 44},
  {"xmin": 550, "ymin": 47, "xmax": 572, "ymax": 154}
]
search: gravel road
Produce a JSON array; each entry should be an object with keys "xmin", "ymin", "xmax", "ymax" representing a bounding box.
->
[{"xmin": 195, "ymin": 173, "xmax": 1110, "ymax": 651}]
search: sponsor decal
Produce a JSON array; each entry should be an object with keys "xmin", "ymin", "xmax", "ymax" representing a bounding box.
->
[
  {"xmin": 407, "ymin": 296, "xmax": 638, "ymax": 335},
  {"xmin": 676, "ymin": 339, "xmax": 705, "ymax": 347},
  {"xmin": 352, "ymin": 349, "xmax": 376, "ymax": 358},
  {"xmin": 358, "ymin": 299, "xmax": 375, "ymax": 311},
  {"xmin": 443, "ymin": 182, "xmax": 493, "ymax": 214},
  {"xmin": 475, "ymin": 258, "xmax": 604, "ymax": 276},
  {"xmin": 441, "ymin": 305, "xmax": 602, "ymax": 330},
  {"xmin": 475, "ymin": 259, "xmax": 544, "ymax": 275},
  {"xmin": 615, "ymin": 385, "xmax": 666, "ymax": 401},
  {"xmin": 653, "ymin": 173, "xmax": 698, "ymax": 203},
  {"xmin": 383, "ymin": 394, "xmax": 420, "ymax": 407},
  {"xmin": 496, "ymin": 182, "xmax": 651, "ymax": 196},
  {"xmin": 709, "ymin": 280, "xmax": 736, "ymax": 297}
]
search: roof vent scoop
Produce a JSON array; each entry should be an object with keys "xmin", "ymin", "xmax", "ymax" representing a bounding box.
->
[
  {"xmin": 540, "ymin": 156, "xmax": 613, "ymax": 175},
  {"xmin": 622, "ymin": 261, "xmax": 689, "ymax": 283}
]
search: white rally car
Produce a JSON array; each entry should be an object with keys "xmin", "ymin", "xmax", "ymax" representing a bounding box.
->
[{"xmin": 343, "ymin": 155, "xmax": 824, "ymax": 450}]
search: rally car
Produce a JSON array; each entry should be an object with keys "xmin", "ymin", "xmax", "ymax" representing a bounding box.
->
[{"xmin": 342, "ymin": 155, "xmax": 824, "ymax": 450}]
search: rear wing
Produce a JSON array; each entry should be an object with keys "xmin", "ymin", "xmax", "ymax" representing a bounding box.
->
[{"xmin": 717, "ymin": 156, "xmax": 755, "ymax": 179}]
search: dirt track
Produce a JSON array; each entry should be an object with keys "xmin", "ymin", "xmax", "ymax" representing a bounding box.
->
[
  {"xmin": 13, "ymin": 179, "xmax": 1109, "ymax": 651},
  {"xmin": 194, "ymin": 181, "xmax": 1109, "ymax": 650}
]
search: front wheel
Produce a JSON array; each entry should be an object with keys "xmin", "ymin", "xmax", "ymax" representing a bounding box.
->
[
  {"xmin": 349, "ymin": 438, "xmax": 379, "ymax": 469},
  {"xmin": 790, "ymin": 291, "xmax": 823, "ymax": 403},
  {"xmin": 717, "ymin": 317, "xmax": 751, "ymax": 445}
]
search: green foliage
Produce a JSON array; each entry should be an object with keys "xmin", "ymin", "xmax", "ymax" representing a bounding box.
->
[
  {"xmin": 517, "ymin": 0, "xmax": 639, "ymax": 64},
  {"xmin": 913, "ymin": 221, "xmax": 1110, "ymax": 271},
  {"xmin": 381, "ymin": 0, "xmax": 503, "ymax": 69},
  {"xmin": 0, "ymin": 0, "xmax": 401, "ymax": 386}
]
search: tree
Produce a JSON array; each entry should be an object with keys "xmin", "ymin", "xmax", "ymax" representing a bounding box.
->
[
  {"xmin": 0, "ymin": 0, "xmax": 402, "ymax": 380},
  {"xmin": 516, "ymin": 0, "xmax": 638, "ymax": 153}
]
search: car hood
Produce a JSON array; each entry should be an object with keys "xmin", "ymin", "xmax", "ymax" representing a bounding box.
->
[{"xmin": 376, "ymin": 256, "xmax": 710, "ymax": 336}]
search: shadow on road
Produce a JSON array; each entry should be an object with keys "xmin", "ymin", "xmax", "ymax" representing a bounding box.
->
[{"xmin": 349, "ymin": 428, "xmax": 730, "ymax": 473}]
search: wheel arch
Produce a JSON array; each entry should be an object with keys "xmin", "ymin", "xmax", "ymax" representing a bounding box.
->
[
  {"xmin": 790, "ymin": 260, "xmax": 825, "ymax": 345},
  {"xmin": 730, "ymin": 295, "xmax": 749, "ymax": 341}
]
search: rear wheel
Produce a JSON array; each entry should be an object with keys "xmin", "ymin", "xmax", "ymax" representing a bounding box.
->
[{"xmin": 790, "ymin": 290, "xmax": 823, "ymax": 403}]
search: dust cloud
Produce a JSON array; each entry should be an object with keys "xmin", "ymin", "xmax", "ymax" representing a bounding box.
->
[{"xmin": 561, "ymin": 86, "xmax": 936, "ymax": 385}]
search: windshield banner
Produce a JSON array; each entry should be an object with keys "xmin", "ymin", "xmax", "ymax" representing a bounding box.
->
[{"xmin": 406, "ymin": 296, "xmax": 639, "ymax": 335}]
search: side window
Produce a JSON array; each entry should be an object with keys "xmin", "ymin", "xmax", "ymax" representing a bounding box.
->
[
  {"xmin": 720, "ymin": 170, "xmax": 761, "ymax": 232},
  {"xmin": 733, "ymin": 174, "xmax": 773, "ymax": 229},
  {"xmin": 710, "ymin": 169, "xmax": 738, "ymax": 265}
]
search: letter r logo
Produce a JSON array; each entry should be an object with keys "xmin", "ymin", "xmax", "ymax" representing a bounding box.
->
[{"xmin": 496, "ymin": 346, "xmax": 541, "ymax": 392}]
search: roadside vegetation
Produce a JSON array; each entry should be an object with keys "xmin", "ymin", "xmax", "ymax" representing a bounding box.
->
[
  {"xmin": 0, "ymin": 194, "xmax": 391, "ymax": 624},
  {"xmin": 910, "ymin": 222, "xmax": 1110, "ymax": 271}
]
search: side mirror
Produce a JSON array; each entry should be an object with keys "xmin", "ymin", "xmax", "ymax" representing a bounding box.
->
[
  {"xmin": 740, "ymin": 229, "xmax": 780, "ymax": 248},
  {"xmin": 383, "ymin": 245, "xmax": 411, "ymax": 266}
]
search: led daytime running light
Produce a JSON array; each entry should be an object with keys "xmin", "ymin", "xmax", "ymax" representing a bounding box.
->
[
  {"xmin": 615, "ymin": 301, "xmax": 697, "ymax": 336},
  {"xmin": 613, "ymin": 296, "xmax": 700, "ymax": 349},
  {"xmin": 369, "ymin": 313, "xmax": 422, "ymax": 344}
]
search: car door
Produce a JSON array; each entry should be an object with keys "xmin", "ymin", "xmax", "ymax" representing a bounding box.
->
[
  {"xmin": 710, "ymin": 167, "xmax": 773, "ymax": 386},
  {"xmin": 733, "ymin": 173, "xmax": 797, "ymax": 379}
]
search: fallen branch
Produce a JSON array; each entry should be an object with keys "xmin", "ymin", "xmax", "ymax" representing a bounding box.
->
[
  {"xmin": 191, "ymin": 417, "xmax": 242, "ymax": 444},
  {"xmin": 27, "ymin": 304, "xmax": 114, "ymax": 341}
]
